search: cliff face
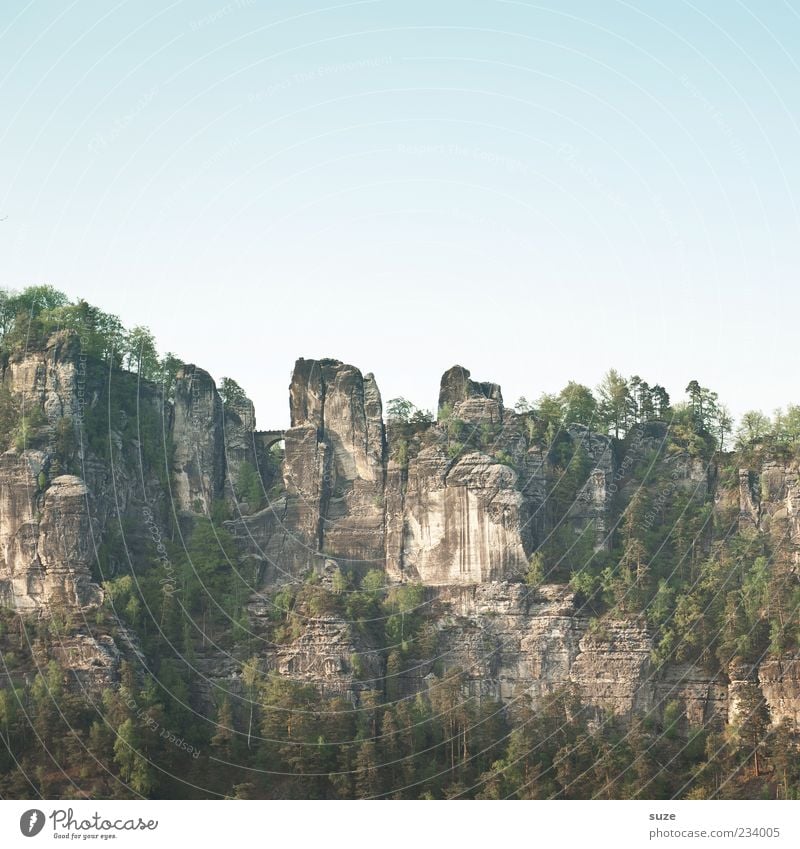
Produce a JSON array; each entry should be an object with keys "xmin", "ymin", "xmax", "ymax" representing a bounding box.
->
[
  {"xmin": 0, "ymin": 454, "xmax": 98, "ymax": 612},
  {"xmin": 172, "ymin": 365, "xmax": 225, "ymax": 514},
  {"xmin": 395, "ymin": 449, "xmax": 528, "ymax": 584},
  {"xmin": 1, "ymin": 336, "xmax": 799, "ymax": 737}
]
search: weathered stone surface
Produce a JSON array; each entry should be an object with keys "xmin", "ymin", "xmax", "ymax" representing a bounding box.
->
[
  {"xmin": 399, "ymin": 450, "xmax": 529, "ymax": 584},
  {"xmin": 566, "ymin": 424, "xmax": 615, "ymax": 551},
  {"xmin": 269, "ymin": 618, "xmax": 383, "ymax": 698},
  {"xmin": 3, "ymin": 331, "xmax": 83, "ymax": 427},
  {"xmin": 171, "ymin": 364, "xmax": 225, "ymax": 513},
  {"xmin": 2, "ymin": 337, "xmax": 799, "ymax": 736},
  {"xmin": 50, "ymin": 632, "xmax": 120, "ymax": 691},
  {"xmin": 404, "ymin": 583, "xmax": 711, "ymax": 725},
  {"xmin": 759, "ymin": 656, "xmax": 800, "ymax": 726},
  {"xmin": 0, "ymin": 450, "xmax": 47, "ymax": 611},
  {"xmin": 655, "ymin": 664, "xmax": 728, "ymax": 729},
  {"xmin": 569, "ymin": 619, "xmax": 654, "ymax": 718},
  {"xmin": 286, "ymin": 359, "xmax": 386, "ymax": 571},
  {"xmin": 37, "ymin": 475, "xmax": 102, "ymax": 612},
  {"xmin": 438, "ymin": 365, "xmax": 503, "ymax": 424},
  {"xmin": 0, "ymin": 457, "xmax": 100, "ymax": 612},
  {"xmin": 222, "ymin": 394, "xmax": 259, "ymax": 509}
]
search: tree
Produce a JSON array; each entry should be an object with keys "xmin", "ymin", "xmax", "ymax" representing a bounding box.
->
[
  {"xmin": 558, "ymin": 382, "xmax": 597, "ymax": 426},
  {"xmin": 241, "ymin": 657, "xmax": 261, "ymax": 750},
  {"xmin": 716, "ymin": 404, "xmax": 733, "ymax": 450},
  {"xmin": 235, "ymin": 462, "xmax": 264, "ymax": 510},
  {"xmin": 386, "ymin": 397, "xmax": 414, "ymax": 423},
  {"xmin": 124, "ymin": 326, "xmax": 159, "ymax": 377},
  {"xmin": 54, "ymin": 299, "xmax": 125, "ymax": 364},
  {"xmin": 769, "ymin": 720, "xmax": 800, "ymax": 799},
  {"xmin": 113, "ymin": 718, "xmax": 154, "ymax": 795},
  {"xmin": 685, "ymin": 380, "xmax": 719, "ymax": 433},
  {"xmin": 733, "ymin": 683, "xmax": 771, "ymax": 777},
  {"xmin": 628, "ymin": 375, "xmax": 644, "ymax": 423},
  {"xmin": 650, "ymin": 384, "xmax": 671, "ymax": 419},
  {"xmin": 736, "ymin": 411, "xmax": 771, "ymax": 446},
  {"xmin": 219, "ymin": 377, "xmax": 248, "ymax": 407},
  {"xmin": 597, "ymin": 370, "xmax": 630, "ymax": 438}
]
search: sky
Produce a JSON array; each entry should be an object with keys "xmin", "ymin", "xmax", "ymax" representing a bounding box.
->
[{"xmin": 1, "ymin": 0, "xmax": 799, "ymax": 428}]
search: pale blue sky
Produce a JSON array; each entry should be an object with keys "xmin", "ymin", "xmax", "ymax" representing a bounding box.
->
[{"xmin": 2, "ymin": 1, "xmax": 799, "ymax": 427}]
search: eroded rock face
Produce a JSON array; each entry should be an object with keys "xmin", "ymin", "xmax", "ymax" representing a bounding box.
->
[
  {"xmin": 3, "ymin": 331, "xmax": 83, "ymax": 425},
  {"xmin": 222, "ymin": 394, "xmax": 259, "ymax": 508},
  {"xmin": 566, "ymin": 424, "xmax": 615, "ymax": 551},
  {"xmin": 286, "ymin": 359, "xmax": 386, "ymax": 571},
  {"xmin": 759, "ymin": 657, "xmax": 800, "ymax": 726},
  {"xmin": 37, "ymin": 475, "xmax": 101, "ymax": 612},
  {"xmin": 409, "ymin": 582, "xmax": 722, "ymax": 724},
  {"xmin": 0, "ymin": 456, "xmax": 100, "ymax": 612},
  {"xmin": 268, "ymin": 618, "xmax": 383, "ymax": 698},
  {"xmin": 655, "ymin": 664, "xmax": 728, "ymax": 729},
  {"xmin": 398, "ymin": 449, "xmax": 529, "ymax": 585},
  {"xmin": 569, "ymin": 619, "xmax": 654, "ymax": 719},
  {"xmin": 172, "ymin": 365, "xmax": 225, "ymax": 513},
  {"xmin": 438, "ymin": 365, "xmax": 503, "ymax": 424}
]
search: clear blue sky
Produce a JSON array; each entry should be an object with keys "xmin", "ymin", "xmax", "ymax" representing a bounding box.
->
[{"xmin": 2, "ymin": 0, "xmax": 799, "ymax": 427}]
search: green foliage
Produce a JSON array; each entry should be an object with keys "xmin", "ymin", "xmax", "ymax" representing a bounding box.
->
[
  {"xmin": 525, "ymin": 552, "xmax": 545, "ymax": 588},
  {"xmin": 13, "ymin": 405, "xmax": 46, "ymax": 451},
  {"xmin": 235, "ymin": 461, "xmax": 265, "ymax": 511},
  {"xmin": 386, "ymin": 397, "xmax": 414, "ymax": 422},
  {"xmin": 219, "ymin": 377, "xmax": 248, "ymax": 407},
  {"xmin": 0, "ymin": 385, "xmax": 19, "ymax": 448},
  {"xmin": 558, "ymin": 381, "xmax": 598, "ymax": 426}
]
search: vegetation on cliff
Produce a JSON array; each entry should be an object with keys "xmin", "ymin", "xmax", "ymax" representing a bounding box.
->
[{"xmin": 1, "ymin": 286, "xmax": 799, "ymax": 800}]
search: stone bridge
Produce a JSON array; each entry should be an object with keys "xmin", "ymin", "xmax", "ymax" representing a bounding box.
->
[{"xmin": 255, "ymin": 430, "xmax": 286, "ymax": 451}]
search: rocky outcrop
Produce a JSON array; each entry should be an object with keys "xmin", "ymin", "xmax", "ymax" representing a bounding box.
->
[
  {"xmin": 2, "ymin": 330, "xmax": 83, "ymax": 427},
  {"xmin": 0, "ymin": 454, "xmax": 100, "ymax": 613},
  {"xmin": 37, "ymin": 475, "xmax": 101, "ymax": 612},
  {"xmin": 566, "ymin": 424, "xmax": 615, "ymax": 550},
  {"xmin": 759, "ymin": 656, "xmax": 800, "ymax": 726},
  {"xmin": 438, "ymin": 365, "xmax": 503, "ymax": 424},
  {"xmin": 655, "ymin": 664, "xmax": 728, "ymax": 729},
  {"xmin": 569, "ymin": 619, "xmax": 653, "ymax": 718},
  {"xmin": 172, "ymin": 365, "xmax": 225, "ymax": 514},
  {"xmin": 269, "ymin": 618, "xmax": 383, "ymax": 698},
  {"xmin": 222, "ymin": 393, "xmax": 258, "ymax": 508},
  {"xmin": 396, "ymin": 449, "xmax": 529, "ymax": 584},
  {"xmin": 2, "ymin": 334, "xmax": 799, "ymax": 735},
  {"xmin": 407, "ymin": 581, "xmax": 729, "ymax": 725},
  {"xmin": 0, "ymin": 451, "xmax": 43, "ymax": 611}
]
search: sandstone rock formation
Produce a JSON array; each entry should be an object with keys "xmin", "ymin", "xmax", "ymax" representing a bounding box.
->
[
  {"xmin": 0, "ymin": 454, "xmax": 99, "ymax": 612},
  {"xmin": 172, "ymin": 365, "xmax": 225, "ymax": 513},
  {"xmin": 438, "ymin": 364, "xmax": 503, "ymax": 424},
  {"xmin": 1, "ymin": 332, "xmax": 799, "ymax": 735}
]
